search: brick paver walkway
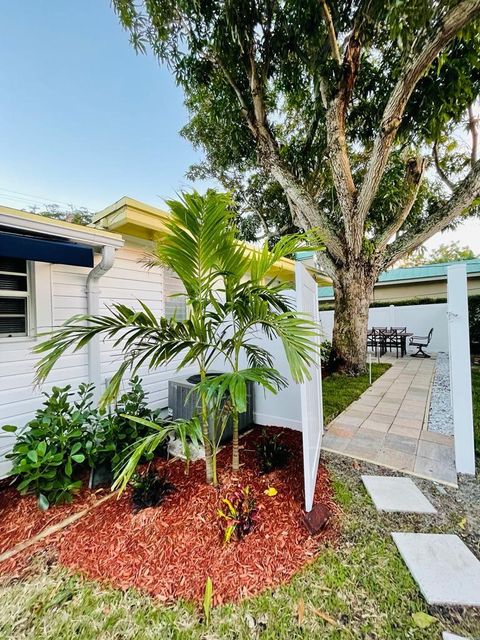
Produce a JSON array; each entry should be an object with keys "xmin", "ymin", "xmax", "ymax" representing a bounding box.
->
[{"xmin": 322, "ymin": 356, "xmax": 457, "ymax": 485}]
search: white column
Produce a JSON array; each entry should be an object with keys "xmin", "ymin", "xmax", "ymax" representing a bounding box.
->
[
  {"xmin": 447, "ymin": 264, "xmax": 475, "ymax": 475},
  {"xmin": 389, "ymin": 304, "xmax": 395, "ymax": 327}
]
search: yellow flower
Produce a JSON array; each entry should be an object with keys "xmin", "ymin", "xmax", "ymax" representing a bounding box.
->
[{"xmin": 264, "ymin": 486, "xmax": 278, "ymax": 497}]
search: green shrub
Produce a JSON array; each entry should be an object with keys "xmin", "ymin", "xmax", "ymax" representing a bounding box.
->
[
  {"xmin": 320, "ymin": 339, "xmax": 332, "ymax": 363},
  {"xmin": 94, "ymin": 376, "xmax": 167, "ymax": 469},
  {"xmin": 2, "ymin": 377, "xmax": 167, "ymax": 509},
  {"xmin": 256, "ymin": 429, "xmax": 290, "ymax": 474},
  {"xmin": 2, "ymin": 384, "xmax": 97, "ymax": 510},
  {"xmin": 469, "ymin": 297, "xmax": 480, "ymax": 354}
]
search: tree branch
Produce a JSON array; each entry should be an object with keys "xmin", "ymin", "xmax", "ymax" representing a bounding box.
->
[
  {"xmin": 315, "ymin": 249, "xmax": 338, "ymax": 280},
  {"xmin": 468, "ymin": 103, "xmax": 479, "ymax": 165},
  {"xmin": 242, "ymin": 48, "xmax": 346, "ymax": 262},
  {"xmin": 432, "ymin": 141, "xmax": 455, "ymax": 190},
  {"xmin": 385, "ymin": 158, "xmax": 480, "ymax": 266},
  {"xmin": 324, "ymin": 33, "xmax": 361, "ymax": 252},
  {"xmin": 319, "ymin": 0, "xmax": 341, "ymax": 64},
  {"xmin": 357, "ymin": 0, "xmax": 480, "ymax": 223},
  {"xmin": 212, "ymin": 54, "xmax": 257, "ymax": 137},
  {"xmin": 375, "ymin": 156, "xmax": 427, "ymax": 253}
]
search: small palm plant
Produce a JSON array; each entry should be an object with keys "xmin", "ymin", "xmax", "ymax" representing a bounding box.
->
[{"xmin": 35, "ymin": 190, "xmax": 322, "ymax": 486}]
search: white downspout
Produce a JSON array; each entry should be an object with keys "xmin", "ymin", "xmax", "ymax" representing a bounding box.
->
[{"xmin": 86, "ymin": 245, "xmax": 116, "ymax": 399}]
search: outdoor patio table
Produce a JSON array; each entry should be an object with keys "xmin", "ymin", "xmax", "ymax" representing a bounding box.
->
[{"xmin": 367, "ymin": 330, "xmax": 413, "ymax": 357}]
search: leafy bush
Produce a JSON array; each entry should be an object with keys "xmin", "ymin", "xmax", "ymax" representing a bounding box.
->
[
  {"xmin": 2, "ymin": 384, "xmax": 97, "ymax": 510},
  {"xmin": 217, "ymin": 486, "xmax": 257, "ymax": 543},
  {"xmin": 2, "ymin": 377, "xmax": 169, "ymax": 509},
  {"xmin": 94, "ymin": 376, "xmax": 168, "ymax": 469},
  {"xmin": 130, "ymin": 469, "xmax": 175, "ymax": 511},
  {"xmin": 320, "ymin": 339, "xmax": 332, "ymax": 363},
  {"xmin": 256, "ymin": 429, "xmax": 290, "ymax": 474}
]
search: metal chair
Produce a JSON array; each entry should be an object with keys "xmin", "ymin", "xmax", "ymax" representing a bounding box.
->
[
  {"xmin": 409, "ymin": 328, "xmax": 433, "ymax": 358},
  {"xmin": 390, "ymin": 327, "xmax": 407, "ymax": 357},
  {"xmin": 368, "ymin": 328, "xmax": 387, "ymax": 357}
]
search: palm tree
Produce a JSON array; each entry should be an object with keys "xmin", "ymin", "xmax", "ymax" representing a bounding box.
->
[
  {"xmin": 35, "ymin": 190, "xmax": 322, "ymax": 485},
  {"xmin": 208, "ymin": 234, "xmax": 323, "ymax": 472}
]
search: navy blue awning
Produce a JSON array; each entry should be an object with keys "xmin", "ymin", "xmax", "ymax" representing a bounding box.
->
[{"xmin": 0, "ymin": 229, "xmax": 94, "ymax": 268}]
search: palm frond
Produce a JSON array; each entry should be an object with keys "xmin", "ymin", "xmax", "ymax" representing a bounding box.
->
[{"xmin": 196, "ymin": 368, "xmax": 288, "ymax": 414}]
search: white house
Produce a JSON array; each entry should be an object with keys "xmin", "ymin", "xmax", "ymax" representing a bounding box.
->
[{"xmin": 0, "ymin": 197, "xmax": 316, "ymax": 477}]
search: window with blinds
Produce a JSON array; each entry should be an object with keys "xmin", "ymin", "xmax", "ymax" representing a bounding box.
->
[
  {"xmin": 164, "ymin": 269, "xmax": 187, "ymax": 321},
  {"xmin": 0, "ymin": 256, "xmax": 29, "ymax": 337}
]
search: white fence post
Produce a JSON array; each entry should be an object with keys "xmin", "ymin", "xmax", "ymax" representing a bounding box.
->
[
  {"xmin": 389, "ymin": 304, "xmax": 395, "ymax": 327},
  {"xmin": 447, "ymin": 264, "xmax": 475, "ymax": 475}
]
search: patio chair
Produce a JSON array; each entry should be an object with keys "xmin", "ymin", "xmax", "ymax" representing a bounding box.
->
[
  {"xmin": 409, "ymin": 328, "xmax": 433, "ymax": 358},
  {"xmin": 367, "ymin": 328, "xmax": 386, "ymax": 357},
  {"xmin": 390, "ymin": 327, "xmax": 407, "ymax": 357}
]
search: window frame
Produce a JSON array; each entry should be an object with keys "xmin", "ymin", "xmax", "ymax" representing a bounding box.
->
[{"xmin": 0, "ymin": 258, "xmax": 33, "ymax": 339}]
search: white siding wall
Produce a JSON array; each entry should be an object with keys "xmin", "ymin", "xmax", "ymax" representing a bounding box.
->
[{"xmin": 0, "ymin": 243, "xmax": 192, "ymax": 476}]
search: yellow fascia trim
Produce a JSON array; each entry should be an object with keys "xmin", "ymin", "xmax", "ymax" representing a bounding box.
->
[
  {"xmin": 94, "ymin": 197, "xmax": 331, "ymax": 284},
  {"xmin": 93, "ymin": 197, "xmax": 169, "ymax": 240}
]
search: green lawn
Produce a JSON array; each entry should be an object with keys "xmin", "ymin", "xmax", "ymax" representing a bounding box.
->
[
  {"xmin": 472, "ymin": 366, "xmax": 480, "ymax": 456},
  {"xmin": 322, "ymin": 363, "xmax": 391, "ymax": 424}
]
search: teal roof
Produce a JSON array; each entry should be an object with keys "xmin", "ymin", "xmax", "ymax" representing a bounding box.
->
[
  {"xmin": 317, "ymin": 258, "xmax": 480, "ymax": 300},
  {"xmin": 377, "ymin": 258, "xmax": 480, "ymax": 283},
  {"xmin": 295, "ymin": 250, "xmax": 315, "ymax": 261}
]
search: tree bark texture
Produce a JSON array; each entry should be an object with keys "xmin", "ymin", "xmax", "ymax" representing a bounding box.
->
[{"xmin": 330, "ymin": 264, "xmax": 376, "ymax": 374}]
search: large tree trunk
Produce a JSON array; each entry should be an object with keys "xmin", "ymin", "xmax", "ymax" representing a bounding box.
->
[{"xmin": 330, "ymin": 263, "xmax": 376, "ymax": 374}]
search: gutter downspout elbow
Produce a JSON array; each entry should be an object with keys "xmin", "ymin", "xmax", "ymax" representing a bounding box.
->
[{"xmin": 86, "ymin": 245, "xmax": 116, "ymax": 397}]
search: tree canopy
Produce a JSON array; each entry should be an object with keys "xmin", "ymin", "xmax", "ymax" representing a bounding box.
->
[
  {"xmin": 111, "ymin": 0, "xmax": 480, "ymax": 371},
  {"xmin": 399, "ymin": 241, "xmax": 478, "ymax": 266}
]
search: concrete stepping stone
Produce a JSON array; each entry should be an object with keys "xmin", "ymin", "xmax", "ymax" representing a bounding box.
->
[
  {"xmin": 392, "ymin": 533, "xmax": 480, "ymax": 606},
  {"xmin": 443, "ymin": 633, "xmax": 471, "ymax": 640},
  {"xmin": 361, "ymin": 475, "xmax": 437, "ymax": 514}
]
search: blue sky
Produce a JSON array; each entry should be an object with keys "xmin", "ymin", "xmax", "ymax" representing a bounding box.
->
[{"xmin": 0, "ymin": 0, "xmax": 211, "ymax": 213}]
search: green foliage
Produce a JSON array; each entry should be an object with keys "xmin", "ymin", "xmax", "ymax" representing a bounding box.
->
[
  {"xmin": 203, "ymin": 577, "xmax": 213, "ymax": 625},
  {"xmin": 472, "ymin": 366, "xmax": 480, "ymax": 457},
  {"xmin": 35, "ymin": 190, "xmax": 322, "ymax": 485},
  {"xmin": 217, "ymin": 486, "xmax": 257, "ymax": 543},
  {"xmin": 2, "ymin": 377, "xmax": 168, "ymax": 509},
  {"xmin": 2, "ymin": 385, "xmax": 96, "ymax": 509},
  {"xmin": 111, "ymin": 415, "xmax": 202, "ymax": 493},
  {"xmin": 256, "ymin": 429, "xmax": 290, "ymax": 474},
  {"xmin": 470, "ymin": 296, "xmax": 480, "ymax": 353},
  {"xmin": 400, "ymin": 241, "xmax": 478, "ymax": 267},
  {"xmin": 94, "ymin": 376, "xmax": 167, "ymax": 469},
  {"xmin": 320, "ymin": 339, "xmax": 332, "ymax": 363},
  {"xmin": 28, "ymin": 203, "xmax": 92, "ymax": 226},
  {"xmin": 130, "ymin": 469, "xmax": 175, "ymax": 511}
]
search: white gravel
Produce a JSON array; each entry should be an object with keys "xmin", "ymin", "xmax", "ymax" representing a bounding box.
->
[{"xmin": 428, "ymin": 352, "xmax": 454, "ymax": 436}]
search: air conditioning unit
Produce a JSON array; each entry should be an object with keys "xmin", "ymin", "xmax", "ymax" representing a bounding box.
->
[{"xmin": 168, "ymin": 373, "xmax": 253, "ymax": 443}]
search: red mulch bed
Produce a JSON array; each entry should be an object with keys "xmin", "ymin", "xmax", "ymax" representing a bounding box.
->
[
  {"xmin": 0, "ymin": 476, "xmax": 107, "ymax": 556},
  {"xmin": 0, "ymin": 427, "xmax": 338, "ymax": 604}
]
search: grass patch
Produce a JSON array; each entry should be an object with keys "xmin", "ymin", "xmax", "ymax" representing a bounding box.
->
[
  {"xmin": 322, "ymin": 363, "xmax": 391, "ymax": 424},
  {"xmin": 2, "ymin": 459, "xmax": 478, "ymax": 639},
  {"xmin": 472, "ymin": 366, "xmax": 480, "ymax": 456}
]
